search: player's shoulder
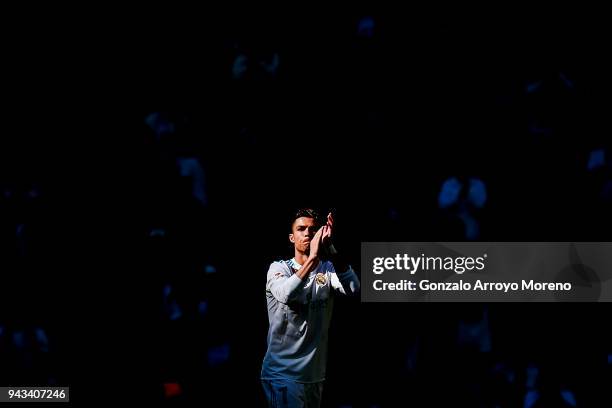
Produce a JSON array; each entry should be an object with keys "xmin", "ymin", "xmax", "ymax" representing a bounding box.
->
[{"xmin": 268, "ymin": 259, "xmax": 292, "ymax": 274}]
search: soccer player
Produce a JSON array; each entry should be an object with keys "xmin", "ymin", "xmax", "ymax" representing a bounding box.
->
[{"xmin": 261, "ymin": 209, "xmax": 360, "ymax": 408}]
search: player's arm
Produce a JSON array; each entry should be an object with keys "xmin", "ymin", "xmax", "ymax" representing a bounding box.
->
[{"xmin": 322, "ymin": 212, "xmax": 361, "ymax": 295}]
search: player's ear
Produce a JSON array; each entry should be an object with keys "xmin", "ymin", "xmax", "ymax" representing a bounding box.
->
[{"xmin": 289, "ymin": 233, "xmax": 295, "ymax": 244}]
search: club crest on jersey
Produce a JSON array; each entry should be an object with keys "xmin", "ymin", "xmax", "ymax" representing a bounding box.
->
[{"xmin": 315, "ymin": 273, "xmax": 327, "ymax": 286}]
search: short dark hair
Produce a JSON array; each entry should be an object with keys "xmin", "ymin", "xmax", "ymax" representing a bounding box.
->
[{"xmin": 290, "ymin": 208, "xmax": 321, "ymax": 231}]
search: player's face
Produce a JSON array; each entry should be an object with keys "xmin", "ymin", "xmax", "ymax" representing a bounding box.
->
[{"xmin": 290, "ymin": 217, "xmax": 318, "ymax": 254}]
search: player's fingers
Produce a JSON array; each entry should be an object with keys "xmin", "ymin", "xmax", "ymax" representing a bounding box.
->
[{"xmin": 323, "ymin": 226, "xmax": 330, "ymax": 238}]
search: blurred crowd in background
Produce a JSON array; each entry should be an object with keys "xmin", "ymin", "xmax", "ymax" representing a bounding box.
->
[{"xmin": 1, "ymin": 10, "xmax": 612, "ymax": 407}]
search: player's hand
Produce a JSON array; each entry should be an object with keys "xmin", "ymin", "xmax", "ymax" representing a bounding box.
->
[
  {"xmin": 309, "ymin": 226, "xmax": 325, "ymax": 259},
  {"xmin": 322, "ymin": 212, "xmax": 334, "ymax": 248}
]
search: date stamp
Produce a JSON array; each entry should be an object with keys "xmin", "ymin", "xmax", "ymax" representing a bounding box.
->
[{"xmin": 1, "ymin": 387, "xmax": 69, "ymax": 402}]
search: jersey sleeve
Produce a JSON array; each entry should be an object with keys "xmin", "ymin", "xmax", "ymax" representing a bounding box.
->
[
  {"xmin": 266, "ymin": 261, "xmax": 307, "ymax": 304},
  {"xmin": 329, "ymin": 261, "xmax": 361, "ymax": 296}
]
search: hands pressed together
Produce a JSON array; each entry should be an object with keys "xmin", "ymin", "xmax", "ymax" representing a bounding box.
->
[{"xmin": 308, "ymin": 212, "xmax": 334, "ymax": 260}]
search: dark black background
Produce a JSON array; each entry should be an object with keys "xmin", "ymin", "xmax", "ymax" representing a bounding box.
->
[{"xmin": 1, "ymin": 7, "xmax": 611, "ymax": 406}]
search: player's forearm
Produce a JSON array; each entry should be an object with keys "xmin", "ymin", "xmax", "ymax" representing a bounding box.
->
[
  {"xmin": 327, "ymin": 246, "xmax": 361, "ymax": 294},
  {"xmin": 295, "ymin": 255, "xmax": 319, "ymax": 279},
  {"xmin": 326, "ymin": 247, "xmax": 350, "ymax": 274}
]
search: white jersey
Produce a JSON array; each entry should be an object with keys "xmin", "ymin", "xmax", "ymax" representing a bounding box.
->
[{"xmin": 261, "ymin": 258, "xmax": 360, "ymax": 383}]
